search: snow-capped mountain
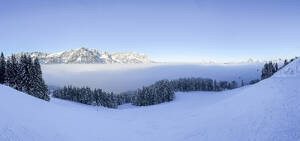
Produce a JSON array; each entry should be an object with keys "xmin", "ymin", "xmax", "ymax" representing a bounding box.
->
[{"xmin": 14, "ymin": 48, "xmax": 153, "ymax": 64}]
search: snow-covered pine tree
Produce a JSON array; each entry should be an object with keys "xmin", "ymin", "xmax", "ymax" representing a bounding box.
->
[
  {"xmin": 275, "ymin": 63, "xmax": 278, "ymax": 72},
  {"xmin": 163, "ymin": 80, "xmax": 174, "ymax": 102},
  {"xmin": 4, "ymin": 54, "xmax": 49, "ymax": 101},
  {"xmin": 27, "ymin": 56, "xmax": 36, "ymax": 95},
  {"xmin": 230, "ymin": 81, "xmax": 238, "ymax": 89},
  {"xmin": 261, "ymin": 63, "xmax": 268, "ymax": 80},
  {"xmin": 32, "ymin": 58, "xmax": 50, "ymax": 101},
  {"xmin": 219, "ymin": 81, "xmax": 228, "ymax": 90},
  {"xmin": 261, "ymin": 62, "xmax": 278, "ymax": 80},
  {"xmin": 109, "ymin": 92, "xmax": 118, "ymax": 108},
  {"xmin": 207, "ymin": 79, "xmax": 213, "ymax": 91},
  {"xmin": 0, "ymin": 52, "xmax": 6, "ymax": 84},
  {"xmin": 53, "ymin": 86, "xmax": 121, "ymax": 108},
  {"xmin": 93, "ymin": 89, "xmax": 100, "ymax": 106},
  {"xmin": 132, "ymin": 80, "xmax": 174, "ymax": 106},
  {"xmin": 5, "ymin": 55, "xmax": 19, "ymax": 89},
  {"xmin": 227, "ymin": 83, "xmax": 231, "ymax": 90},
  {"xmin": 284, "ymin": 59, "xmax": 288, "ymax": 66},
  {"xmin": 213, "ymin": 80, "xmax": 217, "ymax": 91},
  {"xmin": 249, "ymin": 79, "xmax": 260, "ymax": 85},
  {"xmin": 19, "ymin": 54, "xmax": 31, "ymax": 93}
]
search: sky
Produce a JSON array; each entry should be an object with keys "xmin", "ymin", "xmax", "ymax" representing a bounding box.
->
[{"xmin": 0, "ymin": 0, "xmax": 300, "ymax": 62}]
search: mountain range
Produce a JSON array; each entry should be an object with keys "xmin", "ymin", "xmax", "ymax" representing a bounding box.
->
[
  {"xmin": 13, "ymin": 47, "xmax": 287, "ymax": 65},
  {"xmin": 15, "ymin": 48, "xmax": 153, "ymax": 64}
]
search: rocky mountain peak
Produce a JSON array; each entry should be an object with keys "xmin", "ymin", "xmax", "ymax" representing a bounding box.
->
[{"xmin": 14, "ymin": 48, "xmax": 153, "ymax": 64}]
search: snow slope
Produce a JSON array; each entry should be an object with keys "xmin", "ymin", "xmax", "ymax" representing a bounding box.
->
[
  {"xmin": 42, "ymin": 63, "xmax": 263, "ymax": 93},
  {"xmin": 1, "ymin": 59, "xmax": 300, "ymax": 141}
]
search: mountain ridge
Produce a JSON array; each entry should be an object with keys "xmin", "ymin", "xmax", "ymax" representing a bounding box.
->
[
  {"xmin": 14, "ymin": 47, "xmax": 153, "ymax": 64},
  {"xmin": 12, "ymin": 48, "xmax": 291, "ymax": 65}
]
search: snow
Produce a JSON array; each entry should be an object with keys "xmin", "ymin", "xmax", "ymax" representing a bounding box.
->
[
  {"xmin": 42, "ymin": 63, "xmax": 263, "ymax": 93},
  {"xmin": 274, "ymin": 58, "xmax": 300, "ymax": 78},
  {"xmin": 1, "ymin": 59, "xmax": 300, "ymax": 141}
]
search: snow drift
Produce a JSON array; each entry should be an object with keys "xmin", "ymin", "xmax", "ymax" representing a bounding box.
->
[{"xmin": 1, "ymin": 59, "xmax": 300, "ymax": 141}]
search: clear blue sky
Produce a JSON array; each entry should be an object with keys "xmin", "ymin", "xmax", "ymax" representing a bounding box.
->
[{"xmin": 0, "ymin": 0, "xmax": 299, "ymax": 62}]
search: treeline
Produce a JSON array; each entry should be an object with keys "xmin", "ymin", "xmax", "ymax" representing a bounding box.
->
[
  {"xmin": 132, "ymin": 80, "xmax": 174, "ymax": 106},
  {"xmin": 0, "ymin": 52, "xmax": 50, "ymax": 101},
  {"xmin": 130, "ymin": 57, "xmax": 299, "ymax": 107},
  {"xmin": 115, "ymin": 78, "xmax": 240, "ymax": 107},
  {"xmin": 261, "ymin": 57, "xmax": 297, "ymax": 80},
  {"xmin": 53, "ymin": 86, "xmax": 132, "ymax": 108},
  {"xmin": 53, "ymin": 78, "xmax": 242, "ymax": 108},
  {"xmin": 169, "ymin": 78, "xmax": 238, "ymax": 92},
  {"xmin": 53, "ymin": 80, "xmax": 175, "ymax": 108},
  {"xmin": 261, "ymin": 62, "xmax": 279, "ymax": 80}
]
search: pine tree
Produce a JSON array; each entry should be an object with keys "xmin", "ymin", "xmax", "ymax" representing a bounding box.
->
[
  {"xmin": 230, "ymin": 81, "xmax": 237, "ymax": 89},
  {"xmin": 249, "ymin": 79, "xmax": 260, "ymax": 85},
  {"xmin": 284, "ymin": 59, "xmax": 288, "ymax": 66},
  {"xmin": 275, "ymin": 63, "xmax": 278, "ymax": 72},
  {"xmin": 219, "ymin": 81, "xmax": 228, "ymax": 90},
  {"xmin": 6, "ymin": 55, "xmax": 19, "ymax": 89},
  {"xmin": 53, "ymin": 85, "xmax": 122, "ymax": 108},
  {"xmin": 213, "ymin": 80, "xmax": 217, "ymax": 91},
  {"xmin": 19, "ymin": 55, "xmax": 31, "ymax": 93},
  {"xmin": 261, "ymin": 62, "xmax": 271, "ymax": 80},
  {"xmin": 32, "ymin": 58, "xmax": 50, "ymax": 101},
  {"xmin": 261, "ymin": 62, "xmax": 278, "ymax": 80},
  {"xmin": 132, "ymin": 80, "xmax": 174, "ymax": 106},
  {"xmin": 7, "ymin": 55, "xmax": 50, "ymax": 101},
  {"xmin": 0, "ymin": 52, "xmax": 6, "ymax": 84}
]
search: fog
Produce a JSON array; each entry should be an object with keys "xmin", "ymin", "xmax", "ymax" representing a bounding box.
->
[{"xmin": 42, "ymin": 63, "xmax": 263, "ymax": 93}]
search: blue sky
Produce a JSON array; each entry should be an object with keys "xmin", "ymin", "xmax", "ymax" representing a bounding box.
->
[{"xmin": 0, "ymin": 0, "xmax": 299, "ymax": 62}]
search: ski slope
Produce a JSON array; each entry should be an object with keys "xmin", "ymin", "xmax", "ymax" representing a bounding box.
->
[{"xmin": 1, "ymin": 59, "xmax": 300, "ymax": 141}]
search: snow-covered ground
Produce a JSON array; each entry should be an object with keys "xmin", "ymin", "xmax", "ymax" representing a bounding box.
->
[
  {"xmin": 42, "ymin": 63, "xmax": 263, "ymax": 92},
  {"xmin": 1, "ymin": 59, "xmax": 300, "ymax": 141}
]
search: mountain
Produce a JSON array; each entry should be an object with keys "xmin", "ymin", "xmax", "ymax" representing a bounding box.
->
[
  {"xmin": 13, "ymin": 48, "xmax": 288, "ymax": 65},
  {"xmin": 14, "ymin": 47, "xmax": 153, "ymax": 64}
]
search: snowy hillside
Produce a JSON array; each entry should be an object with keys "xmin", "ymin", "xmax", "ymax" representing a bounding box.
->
[
  {"xmin": 14, "ymin": 47, "xmax": 152, "ymax": 64},
  {"xmin": 1, "ymin": 59, "xmax": 300, "ymax": 141},
  {"xmin": 274, "ymin": 58, "xmax": 300, "ymax": 77}
]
